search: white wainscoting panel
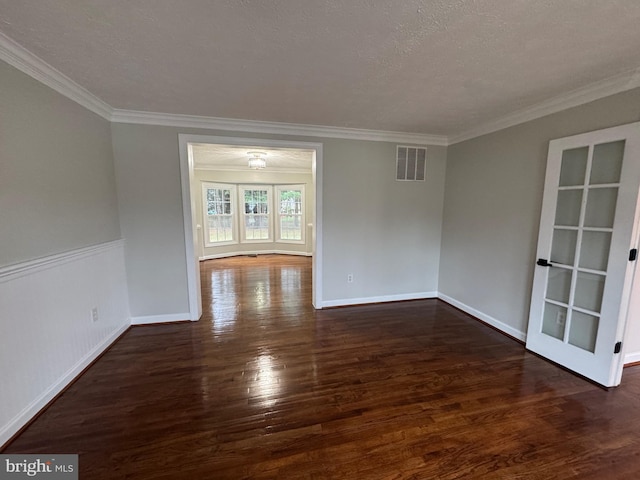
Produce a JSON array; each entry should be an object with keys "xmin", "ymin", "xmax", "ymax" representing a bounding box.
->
[{"xmin": 0, "ymin": 240, "xmax": 130, "ymax": 447}]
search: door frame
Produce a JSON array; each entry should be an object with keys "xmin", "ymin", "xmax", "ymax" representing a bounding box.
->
[
  {"xmin": 178, "ymin": 134, "xmax": 324, "ymax": 319},
  {"xmin": 620, "ymin": 190, "xmax": 640, "ymax": 366}
]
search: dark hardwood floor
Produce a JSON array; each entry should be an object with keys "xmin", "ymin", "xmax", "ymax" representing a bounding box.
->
[{"xmin": 4, "ymin": 255, "xmax": 640, "ymax": 478}]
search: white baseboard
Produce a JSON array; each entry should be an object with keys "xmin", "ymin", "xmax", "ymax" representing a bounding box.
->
[
  {"xmin": 0, "ymin": 323, "xmax": 128, "ymax": 447},
  {"xmin": 321, "ymin": 291, "xmax": 437, "ymax": 308},
  {"xmin": 200, "ymin": 250, "xmax": 312, "ymax": 261},
  {"xmin": 624, "ymin": 351, "xmax": 640, "ymax": 365},
  {"xmin": 438, "ymin": 293, "xmax": 527, "ymax": 342},
  {"xmin": 131, "ymin": 313, "xmax": 192, "ymax": 325}
]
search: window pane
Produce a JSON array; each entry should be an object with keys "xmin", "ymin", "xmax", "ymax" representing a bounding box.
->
[
  {"xmin": 279, "ymin": 189, "xmax": 303, "ymax": 241},
  {"xmin": 208, "ymin": 215, "xmax": 233, "ymax": 242},
  {"xmin": 280, "ymin": 215, "xmax": 302, "ymax": 240},
  {"xmin": 206, "ymin": 188, "xmax": 232, "ymax": 215},
  {"xmin": 245, "ymin": 214, "xmax": 269, "ymax": 240},
  {"xmin": 245, "ymin": 189, "xmax": 268, "ymax": 214},
  {"xmin": 205, "ymin": 186, "xmax": 234, "ymax": 244},
  {"xmin": 280, "ymin": 190, "xmax": 302, "ymax": 214},
  {"xmin": 242, "ymin": 188, "xmax": 271, "ymax": 241}
]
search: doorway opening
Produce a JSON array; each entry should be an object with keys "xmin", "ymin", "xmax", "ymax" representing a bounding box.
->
[{"xmin": 179, "ymin": 135, "xmax": 323, "ymax": 319}]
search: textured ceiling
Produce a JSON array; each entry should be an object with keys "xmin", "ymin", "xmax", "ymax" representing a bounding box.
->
[{"xmin": 1, "ymin": 1, "xmax": 640, "ymax": 136}]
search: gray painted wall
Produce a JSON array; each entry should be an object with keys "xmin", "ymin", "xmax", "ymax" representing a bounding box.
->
[
  {"xmin": 323, "ymin": 140, "xmax": 446, "ymax": 301},
  {"xmin": 0, "ymin": 61, "xmax": 121, "ymax": 266},
  {"xmin": 111, "ymin": 124, "xmax": 191, "ymax": 317},
  {"xmin": 111, "ymin": 124, "xmax": 446, "ymax": 316},
  {"xmin": 440, "ymin": 87, "xmax": 640, "ymax": 337}
]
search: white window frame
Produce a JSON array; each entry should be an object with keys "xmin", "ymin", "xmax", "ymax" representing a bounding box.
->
[
  {"xmin": 239, "ymin": 185, "xmax": 273, "ymax": 243},
  {"xmin": 276, "ymin": 185, "xmax": 305, "ymax": 244},
  {"xmin": 201, "ymin": 182, "xmax": 237, "ymax": 247}
]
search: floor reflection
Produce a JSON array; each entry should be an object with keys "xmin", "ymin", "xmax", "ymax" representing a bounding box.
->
[
  {"xmin": 247, "ymin": 351, "xmax": 281, "ymax": 407},
  {"xmin": 201, "ymin": 254, "xmax": 313, "ymax": 335},
  {"xmin": 199, "ymin": 254, "xmax": 317, "ymax": 412},
  {"xmin": 250, "ymin": 269, "xmax": 271, "ymax": 311},
  {"xmin": 207, "ymin": 267, "xmax": 237, "ymax": 334}
]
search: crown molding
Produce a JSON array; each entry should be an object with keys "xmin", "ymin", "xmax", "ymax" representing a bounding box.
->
[
  {"xmin": 0, "ymin": 29, "xmax": 444, "ymax": 144},
  {"xmin": 110, "ymin": 109, "xmax": 449, "ymax": 146},
  {"xmin": 0, "ymin": 31, "xmax": 113, "ymax": 120},
  {"xmin": 449, "ymin": 68, "xmax": 640, "ymax": 145},
  {"xmin": 3, "ymin": 29, "xmax": 639, "ymax": 147}
]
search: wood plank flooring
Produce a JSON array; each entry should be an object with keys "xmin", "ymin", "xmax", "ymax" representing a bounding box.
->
[{"xmin": 3, "ymin": 255, "xmax": 640, "ymax": 478}]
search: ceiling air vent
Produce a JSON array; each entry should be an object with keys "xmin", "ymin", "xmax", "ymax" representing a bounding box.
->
[{"xmin": 396, "ymin": 146, "xmax": 426, "ymax": 181}]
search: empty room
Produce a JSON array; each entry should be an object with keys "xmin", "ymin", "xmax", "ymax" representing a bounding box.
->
[{"xmin": 2, "ymin": 1, "xmax": 640, "ymax": 478}]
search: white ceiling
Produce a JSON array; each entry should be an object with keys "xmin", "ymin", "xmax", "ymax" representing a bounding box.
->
[
  {"xmin": 192, "ymin": 143, "xmax": 313, "ymax": 172},
  {"xmin": 1, "ymin": 1, "xmax": 640, "ymax": 138}
]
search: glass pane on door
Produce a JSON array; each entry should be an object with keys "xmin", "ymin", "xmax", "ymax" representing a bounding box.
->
[
  {"xmin": 546, "ymin": 269, "xmax": 572, "ymax": 304},
  {"xmin": 550, "ymin": 229, "xmax": 577, "ymax": 265},
  {"xmin": 568, "ymin": 311, "xmax": 599, "ymax": 352},
  {"xmin": 555, "ymin": 190, "xmax": 583, "ymax": 226},
  {"xmin": 584, "ymin": 188, "xmax": 618, "ymax": 228},
  {"xmin": 579, "ymin": 231, "xmax": 611, "ymax": 271},
  {"xmin": 559, "ymin": 147, "xmax": 588, "ymax": 186},
  {"xmin": 542, "ymin": 303, "xmax": 567, "ymax": 340},
  {"xmin": 590, "ymin": 141, "xmax": 625, "ymax": 185},
  {"xmin": 574, "ymin": 272, "xmax": 605, "ymax": 313}
]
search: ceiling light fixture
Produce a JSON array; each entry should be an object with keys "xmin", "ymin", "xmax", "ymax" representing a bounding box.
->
[{"xmin": 247, "ymin": 151, "xmax": 267, "ymax": 170}]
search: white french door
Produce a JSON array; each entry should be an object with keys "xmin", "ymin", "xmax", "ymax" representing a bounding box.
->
[{"xmin": 526, "ymin": 122, "xmax": 640, "ymax": 387}]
